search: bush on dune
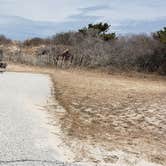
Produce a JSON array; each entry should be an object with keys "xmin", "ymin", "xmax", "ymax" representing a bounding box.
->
[{"xmin": 2, "ymin": 22, "xmax": 166, "ymax": 75}]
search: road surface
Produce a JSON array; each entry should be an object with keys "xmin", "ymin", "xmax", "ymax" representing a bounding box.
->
[{"xmin": 0, "ymin": 72, "xmax": 71, "ymax": 166}]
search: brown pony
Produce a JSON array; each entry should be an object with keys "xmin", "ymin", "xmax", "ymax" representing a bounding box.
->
[
  {"xmin": 56, "ymin": 49, "xmax": 73, "ymax": 62},
  {"xmin": 0, "ymin": 62, "xmax": 7, "ymax": 69}
]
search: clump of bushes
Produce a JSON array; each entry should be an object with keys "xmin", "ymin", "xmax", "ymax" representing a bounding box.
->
[
  {"xmin": 0, "ymin": 35, "xmax": 12, "ymax": 45},
  {"xmin": 49, "ymin": 24, "xmax": 165, "ymax": 74},
  {"xmin": 2, "ymin": 22, "xmax": 166, "ymax": 75},
  {"xmin": 23, "ymin": 37, "xmax": 50, "ymax": 46}
]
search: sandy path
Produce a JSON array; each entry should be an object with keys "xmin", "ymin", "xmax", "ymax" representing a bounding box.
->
[{"xmin": 0, "ymin": 72, "xmax": 74, "ymax": 166}]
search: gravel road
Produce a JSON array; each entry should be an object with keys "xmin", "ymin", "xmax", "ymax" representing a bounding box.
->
[{"xmin": 0, "ymin": 72, "xmax": 73, "ymax": 166}]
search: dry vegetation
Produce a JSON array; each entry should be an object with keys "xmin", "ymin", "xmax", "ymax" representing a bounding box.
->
[
  {"xmin": 1, "ymin": 24, "xmax": 166, "ymax": 75},
  {"xmin": 50, "ymin": 69, "xmax": 166, "ymax": 165},
  {"xmin": 8, "ymin": 64, "xmax": 166, "ymax": 165},
  {"xmin": 2, "ymin": 24, "xmax": 166, "ymax": 165}
]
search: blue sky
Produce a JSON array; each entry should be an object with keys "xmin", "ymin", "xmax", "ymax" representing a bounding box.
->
[{"xmin": 0, "ymin": 0, "xmax": 166, "ymax": 40}]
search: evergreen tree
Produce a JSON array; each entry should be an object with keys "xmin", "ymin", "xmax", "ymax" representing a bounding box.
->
[
  {"xmin": 79, "ymin": 22, "xmax": 116, "ymax": 41},
  {"xmin": 154, "ymin": 27, "xmax": 166, "ymax": 44}
]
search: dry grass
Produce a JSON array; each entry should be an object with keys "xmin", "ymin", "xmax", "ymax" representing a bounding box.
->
[{"xmin": 8, "ymin": 63, "xmax": 166, "ymax": 165}]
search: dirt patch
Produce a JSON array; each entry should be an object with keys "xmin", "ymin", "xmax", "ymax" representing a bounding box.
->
[{"xmin": 8, "ymin": 64, "xmax": 166, "ymax": 165}]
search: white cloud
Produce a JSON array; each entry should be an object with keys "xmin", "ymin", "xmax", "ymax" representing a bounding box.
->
[
  {"xmin": 0, "ymin": 0, "xmax": 165, "ymax": 22},
  {"xmin": 0, "ymin": 0, "xmax": 108, "ymax": 21},
  {"xmin": 87, "ymin": 0, "xmax": 166, "ymax": 22},
  {"xmin": 0, "ymin": 0, "xmax": 165, "ymax": 39}
]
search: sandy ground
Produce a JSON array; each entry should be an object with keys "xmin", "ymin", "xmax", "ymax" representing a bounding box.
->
[{"xmin": 7, "ymin": 63, "xmax": 166, "ymax": 166}]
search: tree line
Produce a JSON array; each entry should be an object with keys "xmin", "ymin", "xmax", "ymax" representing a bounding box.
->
[{"xmin": 1, "ymin": 23, "xmax": 166, "ymax": 74}]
